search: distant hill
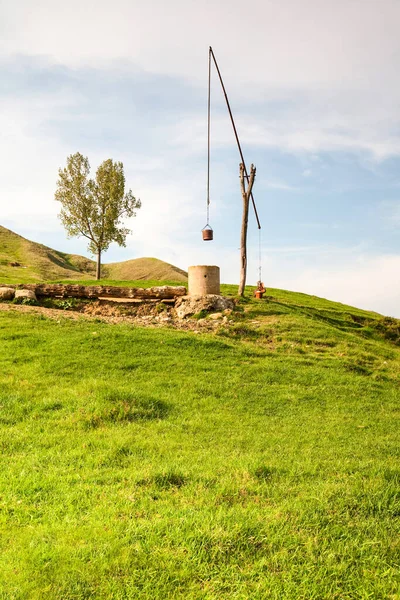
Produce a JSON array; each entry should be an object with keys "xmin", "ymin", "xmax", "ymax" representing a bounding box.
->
[
  {"xmin": 0, "ymin": 225, "xmax": 187, "ymax": 284},
  {"xmin": 105, "ymin": 257, "xmax": 188, "ymax": 282}
]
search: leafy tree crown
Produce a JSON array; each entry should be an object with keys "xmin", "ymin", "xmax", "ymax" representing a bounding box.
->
[{"xmin": 55, "ymin": 152, "xmax": 141, "ymax": 255}]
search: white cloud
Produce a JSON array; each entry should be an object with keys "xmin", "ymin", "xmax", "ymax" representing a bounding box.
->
[
  {"xmin": 261, "ymin": 180, "xmax": 298, "ymax": 192},
  {"xmin": 268, "ymin": 250, "xmax": 400, "ymax": 318},
  {"xmin": 1, "ymin": 0, "xmax": 399, "ymax": 89},
  {"xmin": 2, "ymin": 1, "xmax": 400, "ymax": 163},
  {"xmin": 169, "ymin": 100, "xmax": 400, "ymax": 161}
]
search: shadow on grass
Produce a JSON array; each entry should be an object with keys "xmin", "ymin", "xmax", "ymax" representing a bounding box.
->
[
  {"xmin": 79, "ymin": 393, "xmax": 170, "ymax": 429},
  {"xmin": 343, "ymin": 362, "xmax": 373, "ymax": 376},
  {"xmin": 137, "ymin": 471, "xmax": 188, "ymax": 490},
  {"xmin": 218, "ymin": 325, "xmax": 265, "ymax": 341},
  {"xmin": 253, "ymin": 465, "xmax": 277, "ymax": 482},
  {"xmin": 368, "ymin": 317, "xmax": 400, "ymax": 346}
]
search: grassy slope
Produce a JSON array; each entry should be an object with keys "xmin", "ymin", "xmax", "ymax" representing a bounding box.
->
[
  {"xmin": 105, "ymin": 257, "xmax": 187, "ymax": 282},
  {"xmin": 0, "ymin": 226, "xmax": 187, "ymax": 284},
  {"xmin": 0, "ymin": 225, "xmax": 96, "ymax": 282},
  {"xmin": 0, "ymin": 286, "xmax": 399, "ymax": 599}
]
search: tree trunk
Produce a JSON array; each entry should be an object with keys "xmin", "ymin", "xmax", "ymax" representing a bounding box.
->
[
  {"xmin": 238, "ymin": 163, "xmax": 256, "ymax": 296},
  {"xmin": 96, "ymin": 248, "xmax": 101, "ymax": 280}
]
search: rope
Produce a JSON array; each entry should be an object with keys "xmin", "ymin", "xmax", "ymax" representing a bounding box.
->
[{"xmin": 206, "ymin": 47, "xmax": 211, "ymax": 225}]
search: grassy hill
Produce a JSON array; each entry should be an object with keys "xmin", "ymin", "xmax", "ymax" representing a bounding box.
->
[
  {"xmin": 0, "ymin": 285, "xmax": 399, "ymax": 598},
  {"xmin": 0, "ymin": 225, "xmax": 96, "ymax": 282},
  {"xmin": 106, "ymin": 257, "xmax": 187, "ymax": 282},
  {"xmin": 0, "ymin": 225, "xmax": 187, "ymax": 284}
]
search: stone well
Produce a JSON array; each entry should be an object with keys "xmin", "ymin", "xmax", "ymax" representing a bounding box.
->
[{"xmin": 188, "ymin": 265, "xmax": 220, "ymax": 296}]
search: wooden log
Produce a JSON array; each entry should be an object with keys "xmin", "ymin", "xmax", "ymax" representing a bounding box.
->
[{"xmin": 0, "ymin": 284, "xmax": 186, "ymax": 300}]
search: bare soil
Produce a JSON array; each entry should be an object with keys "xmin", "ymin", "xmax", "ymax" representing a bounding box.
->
[{"xmin": 0, "ymin": 301, "xmax": 229, "ymax": 333}]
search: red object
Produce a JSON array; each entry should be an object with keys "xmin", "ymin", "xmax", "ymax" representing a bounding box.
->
[
  {"xmin": 202, "ymin": 225, "xmax": 213, "ymax": 241},
  {"xmin": 254, "ymin": 281, "xmax": 266, "ymax": 299}
]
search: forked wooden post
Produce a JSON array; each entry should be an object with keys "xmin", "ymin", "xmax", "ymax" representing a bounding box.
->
[{"xmin": 238, "ymin": 163, "xmax": 256, "ymax": 297}]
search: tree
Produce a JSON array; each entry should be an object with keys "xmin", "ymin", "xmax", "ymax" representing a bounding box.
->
[
  {"xmin": 55, "ymin": 152, "xmax": 141, "ymax": 280},
  {"xmin": 238, "ymin": 162, "xmax": 256, "ymax": 296}
]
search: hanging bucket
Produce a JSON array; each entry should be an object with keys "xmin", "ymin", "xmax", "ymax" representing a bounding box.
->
[{"xmin": 202, "ymin": 224, "xmax": 213, "ymax": 241}]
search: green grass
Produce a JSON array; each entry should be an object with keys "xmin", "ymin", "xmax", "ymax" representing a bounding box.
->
[
  {"xmin": 0, "ymin": 286, "xmax": 399, "ymax": 599},
  {"xmin": 0, "ymin": 225, "xmax": 95, "ymax": 282}
]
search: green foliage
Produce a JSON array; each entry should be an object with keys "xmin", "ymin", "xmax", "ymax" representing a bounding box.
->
[
  {"xmin": 156, "ymin": 302, "xmax": 168, "ymax": 313},
  {"xmin": 55, "ymin": 153, "xmax": 141, "ymax": 277},
  {"xmin": 0, "ymin": 288, "xmax": 399, "ymax": 598},
  {"xmin": 11, "ymin": 296, "xmax": 38, "ymax": 306},
  {"xmin": 192, "ymin": 309, "xmax": 209, "ymax": 319},
  {"xmin": 41, "ymin": 298, "xmax": 81, "ymax": 310},
  {"xmin": 21, "ymin": 297, "xmax": 38, "ymax": 306},
  {"xmin": 56, "ymin": 299, "xmax": 75, "ymax": 311}
]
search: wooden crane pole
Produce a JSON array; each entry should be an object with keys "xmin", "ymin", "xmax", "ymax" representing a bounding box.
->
[
  {"xmin": 209, "ymin": 47, "xmax": 261, "ymax": 230},
  {"xmin": 238, "ymin": 163, "xmax": 256, "ymax": 296},
  {"xmin": 208, "ymin": 47, "xmax": 261, "ymax": 295}
]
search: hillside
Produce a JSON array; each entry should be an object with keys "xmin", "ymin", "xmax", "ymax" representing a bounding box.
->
[
  {"xmin": 105, "ymin": 257, "xmax": 187, "ymax": 282},
  {"xmin": 0, "ymin": 225, "xmax": 96, "ymax": 282},
  {"xmin": 0, "ymin": 284, "xmax": 399, "ymax": 598},
  {"xmin": 0, "ymin": 225, "xmax": 187, "ymax": 283}
]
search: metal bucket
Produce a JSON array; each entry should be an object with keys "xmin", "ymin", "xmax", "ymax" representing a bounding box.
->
[{"xmin": 202, "ymin": 225, "xmax": 213, "ymax": 241}]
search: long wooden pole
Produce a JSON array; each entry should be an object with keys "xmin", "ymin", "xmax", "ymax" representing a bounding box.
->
[
  {"xmin": 206, "ymin": 47, "xmax": 211, "ymax": 224},
  {"xmin": 209, "ymin": 47, "xmax": 261, "ymax": 230}
]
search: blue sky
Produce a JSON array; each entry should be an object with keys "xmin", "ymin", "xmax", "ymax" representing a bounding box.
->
[{"xmin": 0, "ymin": 0, "xmax": 399, "ymax": 316}]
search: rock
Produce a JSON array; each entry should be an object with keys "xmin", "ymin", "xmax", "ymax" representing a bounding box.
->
[
  {"xmin": 0, "ymin": 287, "xmax": 15, "ymax": 301},
  {"xmin": 174, "ymin": 294, "xmax": 234, "ymax": 319},
  {"xmin": 15, "ymin": 289, "xmax": 37, "ymax": 302},
  {"xmin": 209, "ymin": 312, "xmax": 223, "ymax": 320}
]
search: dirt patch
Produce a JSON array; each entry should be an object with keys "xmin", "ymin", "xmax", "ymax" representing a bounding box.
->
[
  {"xmin": 0, "ymin": 300, "xmax": 231, "ymax": 333},
  {"xmin": 0, "ymin": 302, "xmax": 85, "ymax": 321}
]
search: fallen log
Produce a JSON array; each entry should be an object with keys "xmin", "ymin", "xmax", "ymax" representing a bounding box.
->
[{"xmin": 1, "ymin": 284, "xmax": 187, "ymax": 300}]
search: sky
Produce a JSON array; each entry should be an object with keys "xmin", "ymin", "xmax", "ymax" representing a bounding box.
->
[{"xmin": 0, "ymin": 0, "xmax": 399, "ymax": 317}]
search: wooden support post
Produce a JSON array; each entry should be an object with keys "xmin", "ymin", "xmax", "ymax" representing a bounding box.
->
[{"xmin": 238, "ymin": 163, "xmax": 256, "ymax": 296}]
